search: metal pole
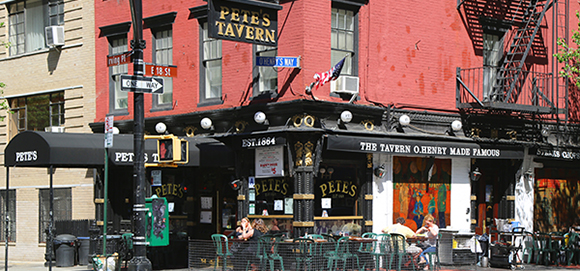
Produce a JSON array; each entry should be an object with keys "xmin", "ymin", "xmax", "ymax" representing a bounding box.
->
[
  {"xmin": 103, "ymin": 148, "xmax": 108, "ymax": 255},
  {"xmin": 49, "ymin": 165, "xmax": 54, "ymax": 271},
  {"xmin": 128, "ymin": 0, "xmax": 151, "ymax": 270},
  {"xmin": 4, "ymin": 167, "xmax": 8, "ymax": 271}
]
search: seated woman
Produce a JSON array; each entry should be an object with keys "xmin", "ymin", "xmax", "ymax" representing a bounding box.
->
[
  {"xmin": 416, "ymin": 214, "xmax": 439, "ymax": 270},
  {"xmin": 236, "ymin": 219, "xmax": 269, "ymax": 270}
]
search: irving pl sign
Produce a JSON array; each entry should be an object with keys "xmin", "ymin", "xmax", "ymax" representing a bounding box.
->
[{"xmin": 208, "ymin": 0, "xmax": 281, "ymax": 46}]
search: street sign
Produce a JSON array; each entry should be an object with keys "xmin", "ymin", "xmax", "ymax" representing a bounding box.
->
[
  {"xmin": 121, "ymin": 75, "xmax": 164, "ymax": 94},
  {"xmin": 145, "ymin": 64, "xmax": 178, "ymax": 78},
  {"xmin": 256, "ymin": 56, "xmax": 301, "ymax": 68},
  {"xmin": 107, "ymin": 51, "xmax": 132, "ymax": 67},
  {"xmin": 104, "ymin": 115, "xmax": 114, "ymax": 148}
]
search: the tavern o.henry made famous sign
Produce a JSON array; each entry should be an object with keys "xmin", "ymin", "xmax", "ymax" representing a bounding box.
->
[{"xmin": 208, "ymin": 0, "xmax": 281, "ymax": 46}]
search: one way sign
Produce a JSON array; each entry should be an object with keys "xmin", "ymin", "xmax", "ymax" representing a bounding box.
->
[{"xmin": 121, "ymin": 75, "xmax": 164, "ymax": 94}]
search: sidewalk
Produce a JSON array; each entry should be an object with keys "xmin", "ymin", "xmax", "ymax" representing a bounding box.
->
[{"xmin": 0, "ymin": 261, "xmax": 580, "ymax": 271}]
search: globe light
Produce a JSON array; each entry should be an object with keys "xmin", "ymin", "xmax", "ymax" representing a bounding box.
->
[
  {"xmin": 254, "ymin": 111, "xmax": 267, "ymax": 124},
  {"xmin": 200, "ymin": 117, "xmax": 213, "ymax": 130}
]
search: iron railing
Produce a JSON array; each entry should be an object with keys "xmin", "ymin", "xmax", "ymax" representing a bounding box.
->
[{"xmin": 456, "ymin": 66, "xmax": 561, "ymax": 114}]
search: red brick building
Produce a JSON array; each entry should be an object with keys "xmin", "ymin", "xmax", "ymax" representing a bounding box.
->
[{"xmin": 92, "ymin": 0, "xmax": 580, "ymax": 268}]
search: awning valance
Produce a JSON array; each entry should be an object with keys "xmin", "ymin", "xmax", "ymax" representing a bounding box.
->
[
  {"xmin": 325, "ymin": 134, "xmax": 524, "ymax": 159},
  {"xmin": 4, "ymin": 131, "xmax": 233, "ymax": 168}
]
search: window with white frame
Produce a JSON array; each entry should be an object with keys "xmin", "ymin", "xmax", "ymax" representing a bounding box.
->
[
  {"xmin": 0, "ymin": 190, "xmax": 16, "ymax": 242},
  {"xmin": 152, "ymin": 27, "xmax": 173, "ymax": 109},
  {"xmin": 11, "ymin": 91, "xmax": 64, "ymax": 133},
  {"xmin": 39, "ymin": 188, "xmax": 71, "ymax": 243},
  {"xmin": 7, "ymin": 0, "xmax": 64, "ymax": 56},
  {"xmin": 254, "ymin": 45, "xmax": 277, "ymax": 96},
  {"xmin": 200, "ymin": 22, "xmax": 222, "ymax": 105},
  {"xmin": 331, "ymin": 6, "xmax": 357, "ymax": 76},
  {"xmin": 109, "ymin": 36, "xmax": 129, "ymax": 112}
]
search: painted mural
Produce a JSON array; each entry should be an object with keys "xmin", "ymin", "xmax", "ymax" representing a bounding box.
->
[
  {"xmin": 393, "ymin": 156, "xmax": 451, "ymax": 231},
  {"xmin": 534, "ymin": 178, "xmax": 580, "ymax": 233}
]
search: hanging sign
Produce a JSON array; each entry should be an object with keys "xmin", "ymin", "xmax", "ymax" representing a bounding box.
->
[{"xmin": 208, "ymin": 0, "xmax": 282, "ymax": 46}]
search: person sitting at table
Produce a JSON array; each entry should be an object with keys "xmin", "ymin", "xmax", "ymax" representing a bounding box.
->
[
  {"xmin": 238, "ymin": 219, "xmax": 269, "ymax": 270},
  {"xmin": 383, "ymin": 217, "xmax": 423, "ymax": 266},
  {"xmin": 341, "ymin": 220, "xmax": 362, "ymax": 236},
  {"xmin": 416, "ymin": 214, "xmax": 439, "ymax": 270}
]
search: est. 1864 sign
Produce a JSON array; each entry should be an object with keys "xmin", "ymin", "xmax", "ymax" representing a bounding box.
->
[{"xmin": 208, "ymin": 0, "xmax": 282, "ymax": 46}]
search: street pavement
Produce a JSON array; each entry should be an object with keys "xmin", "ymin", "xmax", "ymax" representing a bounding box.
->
[{"xmin": 1, "ymin": 261, "xmax": 580, "ymax": 271}]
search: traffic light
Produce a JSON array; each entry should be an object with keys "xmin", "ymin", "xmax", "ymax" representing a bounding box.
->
[
  {"xmin": 230, "ymin": 179, "xmax": 241, "ymax": 191},
  {"xmin": 175, "ymin": 140, "xmax": 189, "ymax": 164},
  {"xmin": 157, "ymin": 136, "xmax": 181, "ymax": 162}
]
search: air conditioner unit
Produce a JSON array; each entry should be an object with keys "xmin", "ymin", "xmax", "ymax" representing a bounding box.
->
[
  {"xmin": 45, "ymin": 26, "xmax": 65, "ymax": 47},
  {"xmin": 330, "ymin": 76, "xmax": 359, "ymax": 95},
  {"xmin": 45, "ymin": 126, "xmax": 65, "ymax": 133}
]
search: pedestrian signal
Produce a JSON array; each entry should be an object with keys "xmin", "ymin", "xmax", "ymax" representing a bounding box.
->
[{"xmin": 158, "ymin": 137, "xmax": 181, "ymax": 162}]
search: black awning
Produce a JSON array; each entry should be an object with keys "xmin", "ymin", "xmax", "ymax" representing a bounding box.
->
[
  {"xmin": 326, "ymin": 134, "xmax": 524, "ymax": 159},
  {"xmin": 5, "ymin": 131, "xmax": 233, "ymax": 168}
]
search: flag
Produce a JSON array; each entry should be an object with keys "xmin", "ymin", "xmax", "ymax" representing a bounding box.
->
[{"xmin": 313, "ymin": 57, "xmax": 346, "ymax": 89}]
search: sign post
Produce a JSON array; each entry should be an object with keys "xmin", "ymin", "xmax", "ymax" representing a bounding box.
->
[
  {"xmin": 103, "ymin": 115, "xmax": 114, "ymax": 256},
  {"xmin": 128, "ymin": 0, "xmax": 152, "ymax": 270}
]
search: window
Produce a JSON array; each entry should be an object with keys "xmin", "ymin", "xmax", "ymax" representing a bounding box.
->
[
  {"xmin": 200, "ymin": 22, "xmax": 222, "ymax": 105},
  {"xmin": 253, "ymin": 45, "xmax": 278, "ymax": 97},
  {"xmin": 11, "ymin": 91, "xmax": 64, "ymax": 132},
  {"xmin": 152, "ymin": 27, "xmax": 173, "ymax": 109},
  {"xmin": 7, "ymin": 0, "xmax": 63, "ymax": 56},
  {"xmin": 39, "ymin": 188, "xmax": 71, "ymax": 243},
  {"xmin": 0, "ymin": 190, "xmax": 16, "ymax": 242},
  {"xmin": 109, "ymin": 36, "xmax": 129, "ymax": 112},
  {"xmin": 482, "ymin": 33, "xmax": 504, "ymax": 101},
  {"xmin": 48, "ymin": 0, "xmax": 64, "ymax": 26},
  {"xmin": 331, "ymin": 6, "xmax": 357, "ymax": 76}
]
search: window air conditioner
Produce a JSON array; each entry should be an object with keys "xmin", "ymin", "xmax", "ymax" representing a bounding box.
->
[
  {"xmin": 45, "ymin": 126, "xmax": 65, "ymax": 133},
  {"xmin": 45, "ymin": 26, "xmax": 65, "ymax": 47},
  {"xmin": 330, "ymin": 76, "xmax": 359, "ymax": 95}
]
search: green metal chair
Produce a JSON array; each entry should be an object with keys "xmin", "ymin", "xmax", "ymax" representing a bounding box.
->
[
  {"xmin": 371, "ymin": 233, "xmax": 390, "ymax": 271},
  {"xmin": 325, "ymin": 236, "xmax": 360, "ymax": 271},
  {"xmin": 423, "ymin": 233, "xmax": 441, "ymax": 271},
  {"xmin": 357, "ymin": 232, "xmax": 377, "ymax": 271},
  {"xmin": 388, "ymin": 233, "xmax": 415, "ymax": 271},
  {"xmin": 211, "ymin": 234, "xmax": 234, "ymax": 271},
  {"xmin": 256, "ymin": 234, "xmax": 285, "ymax": 271},
  {"xmin": 536, "ymin": 232, "xmax": 557, "ymax": 265},
  {"xmin": 293, "ymin": 237, "xmax": 314, "ymax": 271},
  {"xmin": 522, "ymin": 231, "xmax": 536, "ymax": 264},
  {"xmin": 564, "ymin": 232, "xmax": 580, "ymax": 265}
]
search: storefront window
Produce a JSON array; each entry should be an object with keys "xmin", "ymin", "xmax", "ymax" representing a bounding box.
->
[
  {"xmin": 534, "ymin": 167, "xmax": 580, "ymax": 233},
  {"xmin": 247, "ymin": 177, "xmax": 294, "ymax": 235},
  {"xmin": 393, "ymin": 156, "xmax": 451, "ymax": 231},
  {"xmin": 315, "ymin": 163, "xmax": 361, "ymax": 217},
  {"xmin": 314, "ymin": 219, "xmax": 362, "ymax": 236}
]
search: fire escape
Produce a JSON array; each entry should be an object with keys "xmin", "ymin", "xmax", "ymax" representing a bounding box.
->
[{"xmin": 456, "ymin": 0, "xmax": 566, "ymax": 117}]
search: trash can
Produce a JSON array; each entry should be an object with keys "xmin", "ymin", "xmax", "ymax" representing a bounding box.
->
[
  {"xmin": 77, "ymin": 236, "xmax": 90, "ymax": 265},
  {"xmin": 54, "ymin": 234, "xmax": 77, "ymax": 267}
]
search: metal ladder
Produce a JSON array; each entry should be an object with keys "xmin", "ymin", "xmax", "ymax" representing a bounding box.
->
[{"xmin": 490, "ymin": 0, "xmax": 552, "ymax": 103}]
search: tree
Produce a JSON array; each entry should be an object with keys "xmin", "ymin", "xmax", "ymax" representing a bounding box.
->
[
  {"xmin": 555, "ymin": 11, "xmax": 580, "ymax": 88},
  {"xmin": 0, "ymin": 22, "xmax": 9, "ymax": 121}
]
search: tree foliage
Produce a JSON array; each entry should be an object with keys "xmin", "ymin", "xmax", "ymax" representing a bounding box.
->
[
  {"xmin": 0, "ymin": 22, "xmax": 9, "ymax": 121},
  {"xmin": 555, "ymin": 11, "xmax": 580, "ymax": 88}
]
